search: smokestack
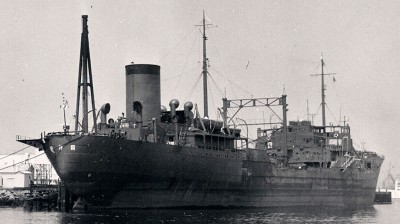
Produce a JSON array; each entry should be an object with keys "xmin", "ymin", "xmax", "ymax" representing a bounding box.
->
[{"xmin": 125, "ymin": 64, "xmax": 161, "ymax": 126}]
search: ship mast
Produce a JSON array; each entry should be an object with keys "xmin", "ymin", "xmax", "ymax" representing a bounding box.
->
[
  {"xmin": 311, "ymin": 55, "xmax": 335, "ymax": 127},
  {"xmin": 320, "ymin": 57, "xmax": 326, "ymax": 127},
  {"xmin": 75, "ymin": 15, "xmax": 97, "ymax": 133},
  {"xmin": 201, "ymin": 10, "xmax": 209, "ymax": 118}
]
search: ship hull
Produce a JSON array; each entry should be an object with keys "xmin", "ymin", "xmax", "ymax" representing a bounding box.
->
[{"xmin": 40, "ymin": 135, "xmax": 380, "ymax": 208}]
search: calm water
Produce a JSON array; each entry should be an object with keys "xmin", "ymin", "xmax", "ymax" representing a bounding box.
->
[{"xmin": 1, "ymin": 200, "xmax": 399, "ymax": 224}]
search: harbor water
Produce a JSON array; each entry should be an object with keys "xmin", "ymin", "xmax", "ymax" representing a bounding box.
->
[{"xmin": 0, "ymin": 199, "xmax": 399, "ymax": 223}]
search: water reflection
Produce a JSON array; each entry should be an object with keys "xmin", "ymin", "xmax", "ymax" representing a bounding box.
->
[
  {"xmin": 57, "ymin": 206, "xmax": 378, "ymax": 224},
  {"xmin": 3, "ymin": 202, "xmax": 396, "ymax": 224}
]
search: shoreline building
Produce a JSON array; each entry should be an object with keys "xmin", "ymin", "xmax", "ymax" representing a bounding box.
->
[{"xmin": 0, "ymin": 152, "xmax": 58, "ymax": 189}]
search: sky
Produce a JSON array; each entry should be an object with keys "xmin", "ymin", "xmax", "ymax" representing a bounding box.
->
[{"xmin": 1, "ymin": 0, "xmax": 400, "ymax": 182}]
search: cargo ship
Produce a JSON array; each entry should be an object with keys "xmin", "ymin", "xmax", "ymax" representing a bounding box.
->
[{"xmin": 17, "ymin": 14, "xmax": 383, "ymax": 209}]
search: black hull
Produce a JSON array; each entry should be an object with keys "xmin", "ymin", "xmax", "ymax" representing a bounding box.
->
[{"xmin": 30, "ymin": 135, "xmax": 381, "ymax": 208}]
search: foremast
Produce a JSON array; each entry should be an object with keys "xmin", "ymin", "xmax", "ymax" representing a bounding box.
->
[
  {"xmin": 75, "ymin": 15, "xmax": 97, "ymax": 133},
  {"xmin": 201, "ymin": 11, "xmax": 209, "ymax": 118},
  {"xmin": 196, "ymin": 12, "xmax": 291, "ymax": 158}
]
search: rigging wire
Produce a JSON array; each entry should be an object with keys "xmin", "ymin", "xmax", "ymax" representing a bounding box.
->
[
  {"xmin": 208, "ymin": 73, "xmax": 224, "ymax": 97},
  {"xmin": 331, "ymin": 77, "xmax": 346, "ymax": 122},
  {"xmin": 199, "ymin": 22, "xmax": 255, "ymax": 99},
  {"xmin": 184, "ymin": 73, "xmax": 203, "ymax": 101},
  {"xmin": 68, "ymin": 114, "xmax": 74, "ymax": 128},
  {"xmin": 207, "ymin": 77, "xmax": 216, "ymax": 118},
  {"xmin": 207, "ymin": 74, "xmax": 221, "ymax": 119},
  {"xmin": 301, "ymin": 102, "xmax": 309, "ymax": 121},
  {"xmin": 0, "ymin": 145, "xmax": 32, "ymax": 161},
  {"xmin": 209, "ymin": 66, "xmax": 254, "ymax": 97},
  {"xmin": 0, "ymin": 134, "xmax": 86, "ymax": 171},
  {"xmin": 0, "ymin": 152, "xmax": 45, "ymax": 171},
  {"xmin": 170, "ymin": 32, "xmax": 200, "ymax": 99},
  {"xmin": 161, "ymin": 67, "xmax": 199, "ymax": 82},
  {"xmin": 325, "ymin": 104, "xmax": 338, "ymax": 124},
  {"xmin": 206, "ymin": 26, "xmax": 234, "ymax": 99},
  {"xmin": 207, "ymin": 29, "xmax": 230, "ymax": 82},
  {"xmin": 313, "ymin": 104, "xmax": 322, "ymax": 122},
  {"xmin": 157, "ymin": 28, "xmax": 196, "ymax": 64}
]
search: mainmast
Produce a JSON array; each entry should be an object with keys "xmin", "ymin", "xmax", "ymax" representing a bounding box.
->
[
  {"xmin": 311, "ymin": 55, "xmax": 335, "ymax": 127},
  {"xmin": 201, "ymin": 11, "xmax": 209, "ymax": 118},
  {"xmin": 320, "ymin": 57, "xmax": 326, "ymax": 127},
  {"xmin": 75, "ymin": 15, "xmax": 97, "ymax": 133}
]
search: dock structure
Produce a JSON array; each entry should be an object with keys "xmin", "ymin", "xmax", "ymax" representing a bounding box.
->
[
  {"xmin": 57, "ymin": 181, "xmax": 73, "ymax": 212},
  {"xmin": 22, "ymin": 181, "xmax": 83, "ymax": 212},
  {"xmin": 23, "ymin": 182, "xmax": 58, "ymax": 211},
  {"xmin": 374, "ymin": 191, "xmax": 392, "ymax": 204}
]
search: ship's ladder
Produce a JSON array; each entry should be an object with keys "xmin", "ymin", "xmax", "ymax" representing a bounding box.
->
[{"xmin": 341, "ymin": 155, "xmax": 355, "ymax": 172}]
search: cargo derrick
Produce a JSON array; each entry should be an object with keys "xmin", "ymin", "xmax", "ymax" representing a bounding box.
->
[{"xmin": 75, "ymin": 15, "xmax": 97, "ymax": 134}]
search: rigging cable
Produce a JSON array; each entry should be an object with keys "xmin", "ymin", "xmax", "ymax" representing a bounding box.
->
[
  {"xmin": 0, "ymin": 152, "xmax": 45, "ymax": 171},
  {"xmin": 170, "ymin": 32, "xmax": 199, "ymax": 99},
  {"xmin": 331, "ymin": 77, "xmax": 346, "ymax": 123},
  {"xmin": 203, "ymin": 21, "xmax": 254, "ymax": 98},
  {"xmin": 208, "ymin": 28, "xmax": 230, "ymax": 82},
  {"xmin": 161, "ymin": 67, "xmax": 199, "ymax": 82},
  {"xmin": 157, "ymin": 28, "xmax": 196, "ymax": 64},
  {"xmin": 210, "ymin": 66, "xmax": 254, "ymax": 97},
  {"xmin": 301, "ymin": 101, "xmax": 308, "ymax": 121},
  {"xmin": 184, "ymin": 73, "xmax": 203, "ymax": 102},
  {"xmin": 0, "ymin": 145, "xmax": 32, "ymax": 161},
  {"xmin": 207, "ymin": 73, "xmax": 219, "ymax": 119},
  {"xmin": 0, "ymin": 135, "xmax": 86, "ymax": 171},
  {"xmin": 208, "ymin": 72, "xmax": 224, "ymax": 98},
  {"xmin": 326, "ymin": 103, "xmax": 338, "ymax": 124},
  {"xmin": 313, "ymin": 104, "xmax": 322, "ymax": 121}
]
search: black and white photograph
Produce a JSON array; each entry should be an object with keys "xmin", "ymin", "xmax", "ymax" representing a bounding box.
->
[{"xmin": 0, "ymin": 1, "xmax": 399, "ymax": 223}]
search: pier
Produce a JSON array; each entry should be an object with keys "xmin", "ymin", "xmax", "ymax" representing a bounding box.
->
[
  {"xmin": 23, "ymin": 182, "xmax": 58, "ymax": 211},
  {"xmin": 374, "ymin": 191, "xmax": 392, "ymax": 204}
]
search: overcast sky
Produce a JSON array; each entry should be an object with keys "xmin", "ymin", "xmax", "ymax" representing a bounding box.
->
[{"xmin": 1, "ymin": 0, "xmax": 399, "ymax": 180}]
